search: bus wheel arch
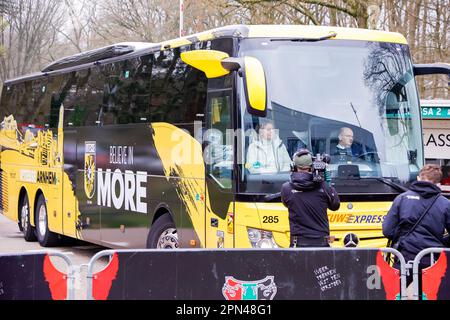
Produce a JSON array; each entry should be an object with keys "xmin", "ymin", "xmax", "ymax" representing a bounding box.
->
[
  {"xmin": 18, "ymin": 187, "xmax": 36, "ymax": 241},
  {"xmin": 34, "ymin": 191, "xmax": 60, "ymax": 247},
  {"xmin": 18, "ymin": 187, "xmax": 27, "ymax": 227},
  {"xmin": 147, "ymin": 205, "xmax": 178, "ymax": 249},
  {"xmin": 33, "ymin": 189, "xmax": 44, "ymax": 226}
]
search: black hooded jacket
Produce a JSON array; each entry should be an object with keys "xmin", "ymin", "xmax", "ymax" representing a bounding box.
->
[
  {"xmin": 281, "ymin": 171, "xmax": 340, "ymax": 238},
  {"xmin": 383, "ymin": 181, "xmax": 450, "ymax": 262}
]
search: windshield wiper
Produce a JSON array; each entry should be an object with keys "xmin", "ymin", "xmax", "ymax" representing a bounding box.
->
[
  {"xmin": 264, "ymin": 192, "xmax": 281, "ymax": 202},
  {"xmin": 271, "ymin": 32, "xmax": 337, "ymax": 42},
  {"xmin": 362, "ymin": 177, "xmax": 409, "ymax": 193},
  {"xmin": 264, "ymin": 177, "xmax": 408, "ymax": 202}
]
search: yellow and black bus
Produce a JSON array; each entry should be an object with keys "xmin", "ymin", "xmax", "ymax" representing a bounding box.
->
[{"xmin": 0, "ymin": 25, "xmax": 448, "ymax": 249}]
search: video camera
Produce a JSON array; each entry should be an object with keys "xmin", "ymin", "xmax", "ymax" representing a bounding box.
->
[
  {"xmin": 311, "ymin": 153, "xmax": 331, "ymax": 183},
  {"xmin": 292, "ymin": 149, "xmax": 331, "ymax": 184}
]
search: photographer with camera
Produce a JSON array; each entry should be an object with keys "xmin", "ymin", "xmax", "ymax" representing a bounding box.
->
[{"xmin": 281, "ymin": 149, "xmax": 340, "ymax": 247}]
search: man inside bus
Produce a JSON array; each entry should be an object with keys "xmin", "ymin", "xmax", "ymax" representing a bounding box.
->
[
  {"xmin": 246, "ymin": 119, "xmax": 292, "ymax": 174},
  {"xmin": 333, "ymin": 127, "xmax": 363, "ymax": 162}
]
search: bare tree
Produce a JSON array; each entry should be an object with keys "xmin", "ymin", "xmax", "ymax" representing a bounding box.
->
[
  {"xmin": 228, "ymin": 0, "xmax": 372, "ymax": 27},
  {"xmin": 55, "ymin": 0, "xmax": 100, "ymax": 54},
  {"xmin": 0, "ymin": 0, "xmax": 447, "ymax": 99},
  {"xmin": 93, "ymin": 0, "xmax": 179, "ymax": 42},
  {"xmin": 0, "ymin": 0, "xmax": 65, "ymax": 82}
]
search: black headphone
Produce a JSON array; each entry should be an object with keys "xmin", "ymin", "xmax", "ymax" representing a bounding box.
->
[{"xmin": 291, "ymin": 148, "xmax": 313, "ymax": 172}]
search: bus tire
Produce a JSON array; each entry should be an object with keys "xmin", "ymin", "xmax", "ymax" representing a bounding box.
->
[
  {"xmin": 146, "ymin": 213, "xmax": 178, "ymax": 249},
  {"xmin": 19, "ymin": 193, "xmax": 37, "ymax": 242},
  {"xmin": 35, "ymin": 194, "xmax": 60, "ymax": 247}
]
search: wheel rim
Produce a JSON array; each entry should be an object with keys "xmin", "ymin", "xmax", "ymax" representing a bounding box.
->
[
  {"xmin": 38, "ymin": 205, "xmax": 47, "ymax": 237},
  {"xmin": 21, "ymin": 203, "xmax": 28, "ymax": 232},
  {"xmin": 157, "ymin": 228, "xmax": 178, "ymax": 249}
]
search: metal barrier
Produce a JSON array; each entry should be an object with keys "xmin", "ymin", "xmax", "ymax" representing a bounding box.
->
[
  {"xmin": 412, "ymin": 248, "xmax": 450, "ymax": 300},
  {"xmin": 87, "ymin": 248, "xmax": 407, "ymax": 300},
  {"xmin": 0, "ymin": 251, "xmax": 74, "ymax": 300}
]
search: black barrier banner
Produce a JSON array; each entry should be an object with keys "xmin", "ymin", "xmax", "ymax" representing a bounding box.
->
[
  {"xmin": 419, "ymin": 251, "xmax": 450, "ymax": 300},
  {"xmin": 91, "ymin": 249, "xmax": 401, "ymax": 300},
  {"xmin": 0, "ymin": 253, "xmax": 67, "ymax": 300}
]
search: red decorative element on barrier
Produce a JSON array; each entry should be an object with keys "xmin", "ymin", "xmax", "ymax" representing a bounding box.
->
[
  {"xmin": 223, "ymin": 277, "xmax": 243, "ymax": 300},
  {"xmin": 92, "ymin": 253, "xmax": 119, "ymax": 300},
  {"xmin": 376, "ymin": 251, "xmax": 400, "ymax": 300},
  {"xmin": 43, "ymin": 254, "xmax": 67, "ymax": 300},
  {"xmin": 422, "ymin": 252, "xmax": 447, "ymax": 300}
]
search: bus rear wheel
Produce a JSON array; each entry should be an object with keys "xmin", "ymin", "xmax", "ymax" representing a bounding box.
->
[
  {"xmin": 35, "ymin": 195, "xmax": 60, "ymax": 247},
  {"xmin": 147, "ymin": 213, "xmax": 179, "ymax": 249},
  {"xmin": 19, "ymin": 193, "xmax": 37, "ymax": 242}
]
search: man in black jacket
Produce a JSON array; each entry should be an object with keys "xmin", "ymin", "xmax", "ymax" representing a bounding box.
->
[
  {"xmin": 383, "ymin": 164, "xmax": 450, "ymax": 267},
  {"xmin": 281, "ymin": 149, "xmax": 341, "ymax": 247}
]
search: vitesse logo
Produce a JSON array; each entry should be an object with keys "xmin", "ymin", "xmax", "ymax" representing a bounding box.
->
[
  {"xmin": 84, "ymin": 142, "xmax": 96, "ymax": 199},
  {"xmin": 222, "ymin": 276, "xmax": 277, "ymax": 300}
]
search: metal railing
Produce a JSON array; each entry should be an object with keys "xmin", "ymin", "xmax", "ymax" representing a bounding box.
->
[
  {"xmin": 86, "ymin": 248, "xmax": 408, "ymax": 300},
  {"xmin": 0, "ymin": 250, "xmax": 74, "ymax": 300},
  {"xmin": 412, "ymin": 247, "xmax": 449, "ymax": 300}
]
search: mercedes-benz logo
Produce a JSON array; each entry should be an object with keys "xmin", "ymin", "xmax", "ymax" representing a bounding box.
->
[{"xmin": 343, "ymin": 233, "xmax": 359, "ymax": 247}]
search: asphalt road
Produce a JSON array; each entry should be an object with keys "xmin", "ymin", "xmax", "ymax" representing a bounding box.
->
[{"xmin": 0, "ymin": 213, "xmax": 109, "ymax": 299}]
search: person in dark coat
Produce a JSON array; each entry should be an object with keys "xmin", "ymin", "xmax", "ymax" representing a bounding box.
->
[
  {"xmin": 383, "ymin": 164, "xmax": 450, "ymax": 268},
  {"xmin": 281, "ymin": 149, "xmax": 340, "ymax": 247}
]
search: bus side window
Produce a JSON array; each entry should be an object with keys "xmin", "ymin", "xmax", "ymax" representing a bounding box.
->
[
  {"xmin": 31, "ymin": 78, "xmax": 50, "ymax": 129},
  {"xmin": 84, "ymin": 66, "xmax": 105, "ymax": 126},
  {"xmin": 0, "ymin": 84, "xmax": 13, "ymax": 121},
  {"xmin": 11, "ymin": 83, "xmax": 25, "ymax": 126},
  {"xmin": 10, "ymin": 83, "xmax": 28, "ymax": 133},
  {"xmin": 46, "ymin": 74, "xmax": 64, "ymax": 129},
  {"xmin": 149, "ymin": 46, "xmax": 207, "ymax": 134},
  {"xmin": 110, "ymin": 60, "xmax": 138, "ymax": 125},
  {"xmin": 149, "ymin": 50, "xmax": 171, "ymax": 123},
  {"xmin": 61, "ymin": 69, "xmax": 89, "ymax": 127},
  {"xmin": 205, "ymin": 93, "xmax": 233, "ymax": 189},
  {"xmin": 131, "ymin": 54, "xmax": 153, "ymax": 123},
  {"xmin": 100, "ymin": 64, "xmax": 118, "ymax": 126},
  {"xmin": 54, "ymin": 72, "xmax": 76, "ymax": 128},
  {"xmin": 61, "ymin": 67, "xmax": 104, "ymax": 127}
]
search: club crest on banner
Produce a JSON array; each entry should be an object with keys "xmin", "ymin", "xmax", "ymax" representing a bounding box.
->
[
  {"xmin": 84, "ymin": 141, "xmax": 96, "ymax": 199},
  {"xmin": 222, "ymin": 276, "xmax": 277, "ymax": 300}
]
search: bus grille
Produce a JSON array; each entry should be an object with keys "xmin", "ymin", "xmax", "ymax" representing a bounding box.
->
[{"xmin": 0, "ymin": 170, "xmax": 9, "ymax": 214}]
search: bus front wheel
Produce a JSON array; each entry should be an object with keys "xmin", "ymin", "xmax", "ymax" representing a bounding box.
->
[
  {"xmin": 147, "ymin": 213, "xmax": 179, "ymax": 249},
  {"xmin": 19, "ymin": 193, "xmax": 37, "ymax": 242},
  {"xmin": 35, "ymin": 195, "xmax": 60, "ymax": 247}
]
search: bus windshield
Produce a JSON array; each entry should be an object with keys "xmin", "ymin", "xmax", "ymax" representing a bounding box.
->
[{"xmin": 238, "ymin": 39, "xmax": 423, "ymax": 194}]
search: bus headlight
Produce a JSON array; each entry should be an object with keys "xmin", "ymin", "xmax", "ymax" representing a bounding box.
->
[{"xmin": 247, "ymin": 228, "xmax": 279, "ymax": 248}]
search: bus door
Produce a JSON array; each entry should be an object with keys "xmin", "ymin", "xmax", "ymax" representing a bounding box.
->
[{"xmin": 204, "ymin": 88, "xmax": 235, "ymax": 248}]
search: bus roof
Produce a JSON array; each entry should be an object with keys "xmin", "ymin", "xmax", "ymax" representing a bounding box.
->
[
  {"xmin": 4, "ymin": 24, "xmax": 407, "ymax": 84},
  {"xmin": 42, "ymin": 42, "xmax": 156, "ymax": 72}
]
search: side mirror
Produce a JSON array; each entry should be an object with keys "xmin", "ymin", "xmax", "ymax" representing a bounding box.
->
[
  {"xmin": 180, "ymin": 50, "xmax": 230, "ymax": 78},
  {"xmin": 242, "ymin": 56, "xmax": 267, "ymax": 117},
  {"xmin": 181, "ymin": 50, "xmax": 267, "ymax": 117}
]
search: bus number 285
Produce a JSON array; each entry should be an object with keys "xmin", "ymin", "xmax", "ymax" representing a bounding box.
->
[{"xmin": 263, "ymin": 216, "xmax": 279, "ymax": 223}]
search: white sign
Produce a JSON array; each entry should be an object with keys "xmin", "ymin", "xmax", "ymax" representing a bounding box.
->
[
  {"xmin": 423, "ymin": 129, "xmax": 450, "ymax": 159},
  {"xmin": 19, "ymin": 170, "xmax": 37, "ymax": 183}
]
